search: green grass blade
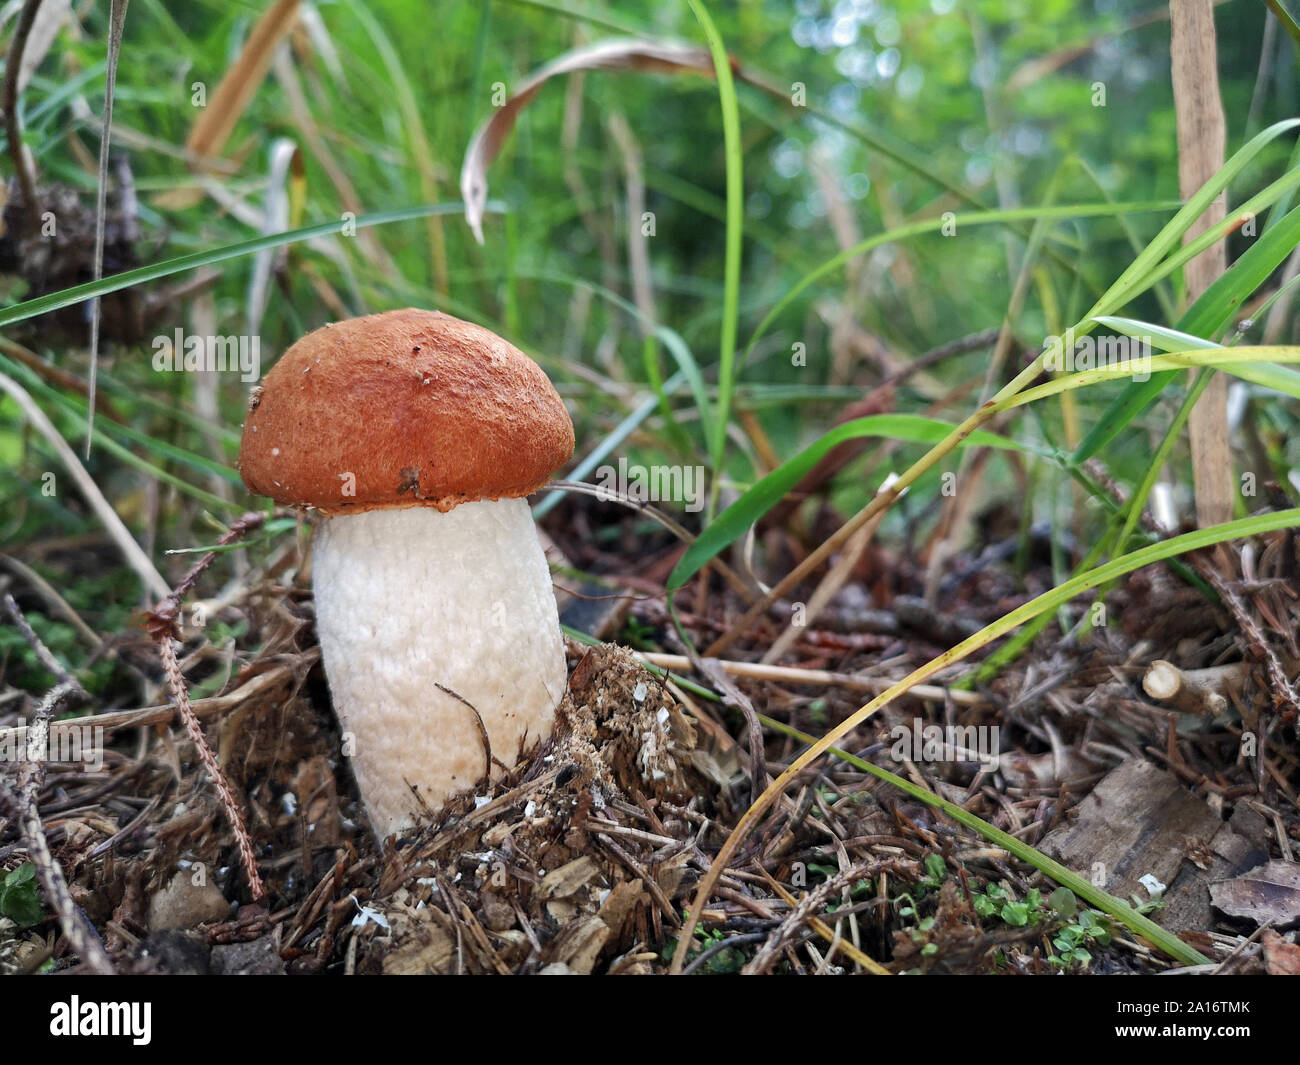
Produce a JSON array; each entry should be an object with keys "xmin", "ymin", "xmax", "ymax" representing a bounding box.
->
[
  {"xmin": 741, "ymin": 201, "xmax": 1181, "ymax": 370},
  {"xmin": 1003, "ymin": 347, "xmax": 1300, "ymax": 414},
  {"xmin": 1097, "ymin": 315, "xmax": 1300, "ymax": 398},
  {"xmin": 0, "ymin": 202, "xmax": 495, "ymax": 330},
  {"xmin": 1074, "ymin": 199, "xmax": 1300, "ymax": 460},
  {"xmin": 687, "ymin": 0, "xmax": 744, "ymax": 484},
  {"xmin": 667, "ymin": 415, "xmax": 1047, "ymax": 591},
  {"xmin": 1079, "ymin": 118, "xmax": 1300, "ymax": 324}
]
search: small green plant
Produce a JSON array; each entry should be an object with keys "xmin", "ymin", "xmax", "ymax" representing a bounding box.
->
[
  {"xmin": 617, "ymin": 615, "xmax": 657, "ymax": 651},
  {"xmin": 921, "ymin": 853, "xmax": 947, "ymax": 889},
  {"xmin": 909, "ymin": 917, "xmax": 939, "ymax": 957},
  {"xmin": 1050, "ymin": 908, "xmax": 1113, "ymax": 969},
  {"xmin": 972, "ymin": 882, "xmax": 1114, "ymax": 969},
  {"xmin": 662, "ymin": 926, "xmax": 746, "ymax": 973},
  {"xmin": 806, "ymin": 862, "xmax": 839, "ymax": 882},
  {"xmin": 973, "ymin": 883, "xmax": 1044, "ymax": 927},
  {"xmin": 0, "ymin": 863, "xmax": 42, "ymax": 928},
  {"xmin": 893, "ymin": 854, "xmax": 948, "ymax": 919}
]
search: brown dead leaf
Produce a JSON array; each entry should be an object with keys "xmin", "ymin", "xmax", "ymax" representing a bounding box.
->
[
  {"xmin": 461, "ymin": 39, "xmax": 745, "ymax": 243},
  {"xmin": 1210, "ymin": 861, "xmax": 1300, "ymax": 927},
  {"xmin": 1261, "ymin": 928, "xmax": 1300, "ymax": 976},
  {"xmin": 186, "ymin": 0, "xmax": 302, "ymax": 162}
]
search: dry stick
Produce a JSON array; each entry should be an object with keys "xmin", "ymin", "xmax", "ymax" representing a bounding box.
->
[
  {"xmin": 144, "ymin": 511, "xmax": 268, "ymax": 630},
  {"xmin": 435, "ymin": 683, "xmax": 495, "ymax": 785},
  {"xmin": 2, "ymin": 0, "xmax": 43, "ymax": 223},
  {"xmin": 744, "ymin": 861, "xmax": 887, "ymax": 975},
  {"xmin": 0, "ymin": 685, "xmax": 114, "ymax": 973},
  {"xmin": 680, "ymin": 930, "xmax": 769, "ymax": 975},
  {"xmin": 143, "ymin": 512, "xmax": 270, "ymax": 902},
  {"xmin": 3, "ymin": 592, "xmax": 75, "ymax": 683},
  {"xmin": 0, "ymin": 656, "xmax": 313, "ymax": 750},
  {"xmin": 1142, "ymin": 659, "xmax": 1244, "ymax": 715},
  {"xmin": 0, "ymin": 370, "xmax": 171, "ymax": 599},
  {"xmin": 0, "ymin": 598, "xmax": 113, "ymax": 973},
  {"xmin": 1171, "ymin": 0, "xmax": 1232, "ymax": 528},
  {"xmin": 756, "ymin": 867, "xmax": 889, "ymax": 973},
  {"xmin": 636, "ymin": 651, "xmax": 988, "ymax": 707}
]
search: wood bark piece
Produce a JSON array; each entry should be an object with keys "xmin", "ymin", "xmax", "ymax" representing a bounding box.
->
[{"xmin": 1039, "ymin": 759, "xmax": 1267, "ymax": 935}]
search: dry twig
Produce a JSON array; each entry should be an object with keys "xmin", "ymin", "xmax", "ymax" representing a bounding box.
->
[{"xmin": 0, "ymin": 597, "xmax": 112, "ymax": 972}]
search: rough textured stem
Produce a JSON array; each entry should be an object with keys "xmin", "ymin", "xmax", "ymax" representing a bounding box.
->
[{"xmin": 312, "ymin": 501, "xmax": 567, "ymax": 839}]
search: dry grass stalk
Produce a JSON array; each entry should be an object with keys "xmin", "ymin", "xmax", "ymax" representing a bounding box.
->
[
  {"xmin": 142, "ymin": 512, "xmax": 274, "ymax": 902},
  {"xmin": 0, "ymin": 595, "xmax": 114, "ymax": 973}
]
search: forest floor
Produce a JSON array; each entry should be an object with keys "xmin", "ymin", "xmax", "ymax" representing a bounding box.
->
[{"xmin": 2, "ymin": 487, "xmax": 1298, "ymax": 976}]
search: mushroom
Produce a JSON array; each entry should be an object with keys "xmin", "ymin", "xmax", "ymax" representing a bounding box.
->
[{"xmin": 238, "ymin": 308, "xmax": 574, "ymax": 838}]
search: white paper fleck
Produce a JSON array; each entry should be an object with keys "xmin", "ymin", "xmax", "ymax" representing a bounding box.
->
[
  {"xmin": 1138, "ymin": 873, "xmax": 1166, "ymax": 898},
  {"xmin": 350, "ymin": 897, "xmax": 391, "ymax": 930}
]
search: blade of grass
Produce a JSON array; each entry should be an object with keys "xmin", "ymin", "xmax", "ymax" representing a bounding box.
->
[
  {"xmin": 0, "ymin": 201, "xmax": 498, "ymax": 330},
  {"xmin": 1004, "ymin": 345, "xmax": 1300, "ymax": 409},
  {"xmin": 85, "ymin": 0, "xmax": 130, "ymax": 457},
  {"xmin": 686, "ymin": 0, "xmax": 743, "ymax": 506},
  {"xmin": 0, "ymin": 352, "xmax": 244, "ymax": 490},
  {"xmin": 740, "ymin": 200, "xmax": 1182, "ymax": 373},
  {"xmin": 1075, "ymin": 194, "xmax": 1300, "ymax": 460},
  {"xmin": 668, "ymin": 414, "xmax": 1050, "ymax": 591}
]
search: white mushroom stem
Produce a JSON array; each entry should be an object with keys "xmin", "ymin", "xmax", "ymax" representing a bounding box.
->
[
  {"xmin": 1142, "ymin": 659, "xmax": 1244, "ymax": 716},
  {"xmin": 311, "ymin": 500, "xmax": 567, "ymax": 838}
]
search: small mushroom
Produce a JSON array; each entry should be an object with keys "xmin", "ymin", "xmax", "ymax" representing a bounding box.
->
[{"xmin": 238, "ymin": 309, "xmax": 574, "ymax": 838}]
